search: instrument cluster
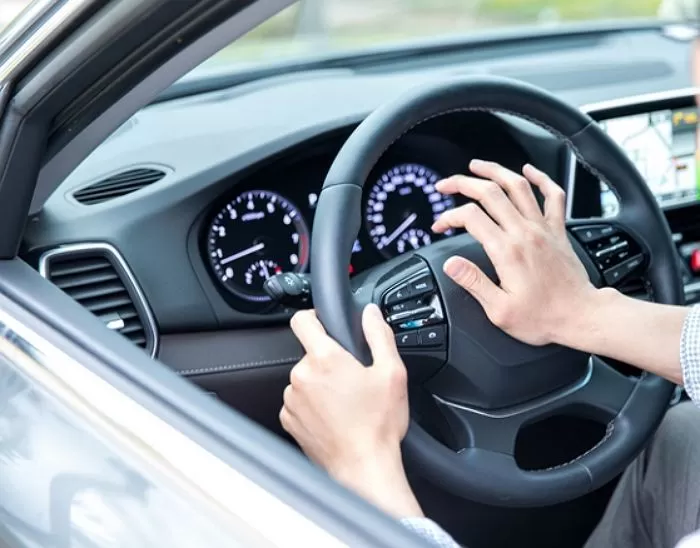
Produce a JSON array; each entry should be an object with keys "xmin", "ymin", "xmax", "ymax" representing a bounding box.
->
[{"xmin": 201, "ymin": 133, "xmax": 492, "ymax": 313}]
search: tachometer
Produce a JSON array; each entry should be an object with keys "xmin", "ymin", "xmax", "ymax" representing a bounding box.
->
[
  {"xmin": 206, "ymin": 190, "xmax": 309, "ymax": 302},
  {"xmin": 365, "ymin": 163, "xmax": 454, "ymax": 258}
]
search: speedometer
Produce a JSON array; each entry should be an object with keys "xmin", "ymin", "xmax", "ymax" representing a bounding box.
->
[
  {"xmin": 365, "ymin": 163, "xmax": 455, "ymax": 258},
  {"xmin": 206, "ymin": 190, "xmax": 309, "ymax": 302}
]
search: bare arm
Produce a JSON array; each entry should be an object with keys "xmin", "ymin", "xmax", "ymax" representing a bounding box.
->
[{"xmin": 555, "ymin": 289, "xmax": 686, "ymax": 384}]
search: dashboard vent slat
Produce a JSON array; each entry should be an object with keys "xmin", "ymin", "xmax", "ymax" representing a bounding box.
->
[
  {"xmin": 39, "ymin": 245, "xmax": 157, "ymax": 355},
  {"xmin": 73, "ymin": 168, "xmax": 166, "ymax": 205}
]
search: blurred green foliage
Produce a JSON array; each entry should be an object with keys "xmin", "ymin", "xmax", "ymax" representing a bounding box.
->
[
  {"xmin": 201, "ymin": 0, "xmax": 665, "ymax": 65},
  {"xmin": 482, "ymin": 0, "xmax": 659, "ymax": 19}
]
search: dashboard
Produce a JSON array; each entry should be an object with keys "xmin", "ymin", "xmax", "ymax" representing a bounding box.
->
[
  {"xmin": 18, "ymin": 23, "xmax": 700, "ymax": 374},
  {"xmin": 196, "ymin": 116, "xmax": 531, "ymax": 314}
]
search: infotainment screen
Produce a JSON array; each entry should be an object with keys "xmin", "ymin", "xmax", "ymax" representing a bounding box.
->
[{"xmin": 598, "ymin": 107, "xmax": 699, "ymax": 216}]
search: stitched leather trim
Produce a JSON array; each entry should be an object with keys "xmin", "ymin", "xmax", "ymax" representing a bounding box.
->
[{"xmin": 179, "ymin": 356, "xmax": 301, "ymax": 377}]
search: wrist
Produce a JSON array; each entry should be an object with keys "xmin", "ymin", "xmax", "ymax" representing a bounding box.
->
[
  {"xmin": 550, "ymin": 286, "xmax": 621, "ymax": 351},
  {"xmin": 329, "ymin": 444, "xmax": 424, "ymax": 519}
]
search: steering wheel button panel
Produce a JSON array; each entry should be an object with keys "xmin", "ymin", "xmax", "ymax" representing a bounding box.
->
[
  {"xmin": 572, "ymin": 224, "xmax": 646, "ymax": 287},
  {"xmin": 571, "ymin": 224, "xmax": 617, "ymax": 243},
  {"xmin": 418, "ymin": 325, "xmax": 446, "ymax": 347},
  {"xmin": 603, "ymin": 254, "xmax": 644, "ymax": 285},
  {"xmin": 409, "ymin": 275, "xmax": 435, "ymax": 295},
  {"xmin": 395, "ymin": 331, "xmax": 420, "ymax": 347},
  {"xmin": 384, "ymin": 283, "xmax": 413, "ymax": 305},
  {"xmin": 387, "ymin": 305, "xmax": 435, "ymax": 325},
  {"xmin": 388, "ymin": 298, "xmax": 423, "ymax": 314}
]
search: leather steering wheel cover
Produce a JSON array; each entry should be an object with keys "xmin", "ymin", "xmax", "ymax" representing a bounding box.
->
[{"xmin": 311, "ymin": 75, "xmax": 680, "ymax": 506}]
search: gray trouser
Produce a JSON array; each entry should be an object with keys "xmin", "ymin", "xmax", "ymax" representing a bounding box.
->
[{"xmin": 585, "ymin": 401, "xmax": 700, "ymax": 548}]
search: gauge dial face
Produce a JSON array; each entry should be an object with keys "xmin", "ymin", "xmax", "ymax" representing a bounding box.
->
[
  {"xmin": 206, "ymin": 190, "xmax": 309, "ymax": 301},
  {"xmin": 365, "ymin": 163, "xmax": 455, "ymax": 258}
]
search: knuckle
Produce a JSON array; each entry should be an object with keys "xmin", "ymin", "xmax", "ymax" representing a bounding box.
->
[
  {"xmin": 289, "ymin": 364, "xmax": 307, "ymax": 387},
  {"xmin": 500, "ymin": 241, "xmax": 523, "ymax": 262},
  {"xmin": 312, "ymin": 344, "xmax": 334, "ymax": 363},
  {"xmin": 510, "ymin": 176, "xmax": 530, "ymax": 192},
  {"xmin": 389, "ymin": 363, "xmax": 408, "ymax": 388},
  {"xmin": 549, "ymin": 183, "xmax": 565, "ymax": 199},
  {"xmin": 461, "ymin": 202, "xmax": 481, "ymax": 220},
  {"xmin": 489, "ymin": 303, "xmax": 513, "ymax": 330},
  {"xmin": 279, "ymin": 408, "xmax": 290, "ymax": 429},
  {"xmin": 282, "ymin": 384, "xmax": 293, "ymax": 406},
  {"xmin": 524, "ymin": 226, "xmax": 546, "ymax": 247},
  {"xmin": 482, "ymin": 182, "xmax": 502, "ymax": 200},
  {"xmin": 381, "ymin": 360, "xmax": 408, "ymax": 388}
]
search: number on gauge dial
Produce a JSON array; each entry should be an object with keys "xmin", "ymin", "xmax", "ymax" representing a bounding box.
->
[{"xmin": 365, "ymin": 163, "xmax": 454, "ymax": 258}]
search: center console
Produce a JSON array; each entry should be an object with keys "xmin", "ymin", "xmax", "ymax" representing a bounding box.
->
[{"xmin": 566, "ymin": 88, "xmax": 700, "ymax": 304}]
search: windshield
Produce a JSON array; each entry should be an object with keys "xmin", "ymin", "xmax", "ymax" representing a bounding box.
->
[{"xmin": 191, "ymin": 0, "xmax": 686, "ymax": 77}]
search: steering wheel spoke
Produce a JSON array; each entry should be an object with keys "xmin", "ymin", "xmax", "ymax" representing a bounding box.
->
[
  {"xmin": 566, "ymin": 219, "xmax": 649, "ymax": 290},
  {"xmin": 432, "ymin": 357, "xmax": 635, "ymax": 455}
]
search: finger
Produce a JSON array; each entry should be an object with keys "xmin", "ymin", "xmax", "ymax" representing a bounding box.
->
[
  {"xmin": 522, "ymin": 164, "xmax": 566, "ymax": 226},
  {"xmin": 443, "ymin": 256, "xmax": 504, "ymax": 310},
  {"xmin": 432, "ymin": 203, "xmax": 503, "ymax": 255},
  {"xmin": 468, "ymin": 159, "xmax": 542, "ymax": 220},
  {"xmin": 289, "ymin": 357, "xmax": 311, "ymax": 389},
  {"xmin": 282, "ymin": 383, "xmax": 300, "ymax": 411},
  {"xmin": 362, "ymin": 304, "xmax": 401, "ymax": 367},
  {"xmin": 279, "ymin": 405, "xmax": 298, "ymax": 434},
  {"xmin": 434, "ymin": 173, "xmax": 522, "ymax": 230},
  {"xmin": 290, "ymin": 309, "xmax": 343, "ymax": 358},
  {"xmin": 283, "ymin": 384, "xmax": 293, "ymax": 407}
]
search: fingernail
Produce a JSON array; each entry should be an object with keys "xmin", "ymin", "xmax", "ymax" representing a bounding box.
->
[
  {"xmin": 470, "ymin": 159, "xmax": 485, "ymax": 168},
  {"xmin": 444, "ymin": 257, "xmax": 465, "ymax": 278}
]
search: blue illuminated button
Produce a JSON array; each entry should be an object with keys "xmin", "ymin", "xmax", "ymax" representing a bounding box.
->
[{"xmin": 399, "ymin": 320, "xmax": 425, "ymax": 330}]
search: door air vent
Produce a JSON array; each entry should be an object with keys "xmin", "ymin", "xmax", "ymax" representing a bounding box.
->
[
  {"xmin": 39, "ymin": 244, "xmax": 158, "ymax": 356},
  {"xmin": 73, "ymin": 168, "xmax": 166, "ymax": 205}
]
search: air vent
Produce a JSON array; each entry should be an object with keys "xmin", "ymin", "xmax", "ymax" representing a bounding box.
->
[
  {"xmin": 39, "ymin": 244, "xmax": 158, "ymax": 356},
  {"xmin": 73, "ymin": 168, "xmax": 165, "ymax": 205}
]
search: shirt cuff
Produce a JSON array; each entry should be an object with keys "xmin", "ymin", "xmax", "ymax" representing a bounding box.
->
[
  {"xmin": 400, "ymin": 517, "xmax": 461, "ymax": 547},
  {"xmin": 681, "ymin": 304, "xmax": 700, "ymax": 404}
]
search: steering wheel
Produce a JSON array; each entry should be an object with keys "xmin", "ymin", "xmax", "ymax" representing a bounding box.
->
[{"xmin": 310, "ymin": 76, "xmax": 682, "ymax": 507}]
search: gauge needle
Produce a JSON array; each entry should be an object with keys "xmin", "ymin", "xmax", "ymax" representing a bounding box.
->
[
  {"xmin": 220, "ymin": 242, "xmax": 265, "ymax": 265},
  {"xmin": 381, "ymin": 213, "xmax": 417, "ymax": 248}
]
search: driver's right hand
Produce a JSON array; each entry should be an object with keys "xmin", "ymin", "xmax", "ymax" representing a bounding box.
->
[{"xmin": 432, "ymin": 160, "xmax": 599, "ymax": 347}]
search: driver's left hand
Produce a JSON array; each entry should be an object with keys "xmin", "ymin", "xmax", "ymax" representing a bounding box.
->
[{"xmin": 283, "ymin": 305, "xmax": 423, "ymax": 518}]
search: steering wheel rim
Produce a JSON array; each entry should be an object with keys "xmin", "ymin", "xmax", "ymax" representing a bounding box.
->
[{"xmin": 310, "ymin": 75, "xmax": 682, "ymax": 507}]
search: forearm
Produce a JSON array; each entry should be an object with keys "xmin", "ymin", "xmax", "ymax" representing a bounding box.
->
[
  {"xmin": 329, "ymin": 446, "xmax": 424, "ymax": 519},
  {"xmin": 556, "ymin": 288, "xmax": 687, "ymax": 384}
]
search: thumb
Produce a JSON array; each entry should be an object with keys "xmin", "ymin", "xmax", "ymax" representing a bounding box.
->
[
  {"xmin": 362, "ymin": 303, "xmax": 402, "ymax": 367},
  {"xmin": 443, "ymin": 256, "xmax": 502, "ymax": 310}
]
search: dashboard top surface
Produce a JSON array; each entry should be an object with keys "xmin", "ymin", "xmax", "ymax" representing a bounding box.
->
[{"xmin": 22, "ymin": 25, "xmax": 698, "ymax": 336}]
